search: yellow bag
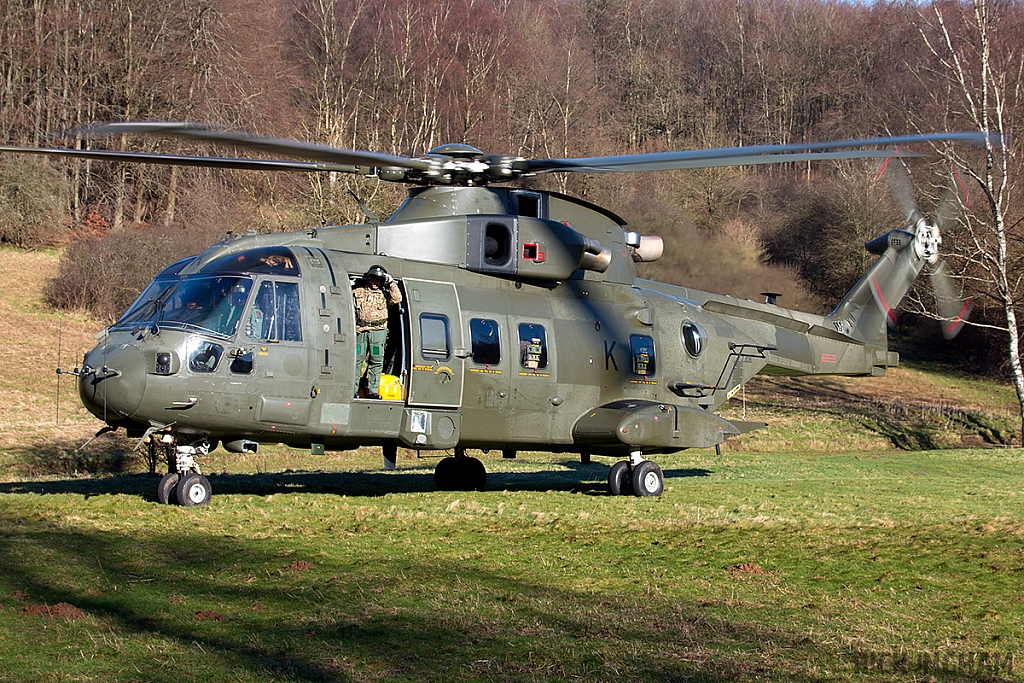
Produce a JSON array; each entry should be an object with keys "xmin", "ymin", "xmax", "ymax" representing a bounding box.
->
[{"xmin": 379, "ymin": 373, "xmax": 403, "ymax": 401}]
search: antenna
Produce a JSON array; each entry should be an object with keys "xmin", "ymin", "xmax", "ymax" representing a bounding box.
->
[
  {"xmin": 55, "ymin": 318, "xmax": 62, "ymax": 426},
  {"xmin": 55, "ymin": 319, "xmax": 85, "ymax": 426}
]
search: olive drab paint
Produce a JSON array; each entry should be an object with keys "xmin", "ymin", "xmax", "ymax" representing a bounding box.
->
[{"xmin": 4, "ymin": 123, "xmax": 984, "ymax": 503}]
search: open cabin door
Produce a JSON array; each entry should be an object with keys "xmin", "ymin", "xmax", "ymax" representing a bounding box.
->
[{"xmin": 404, "ymin": 278, "xmax": 464, "ymax": 408}]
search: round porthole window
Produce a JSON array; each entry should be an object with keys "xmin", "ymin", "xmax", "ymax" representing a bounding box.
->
[{"xmin": 681, "ymin": 321, "xmax": 706, "ymax": 358}]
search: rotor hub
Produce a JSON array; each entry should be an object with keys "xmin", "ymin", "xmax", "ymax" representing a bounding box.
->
[{"xmin": 913, "ymin": 218, "xmax": 941, "ymax": 264}]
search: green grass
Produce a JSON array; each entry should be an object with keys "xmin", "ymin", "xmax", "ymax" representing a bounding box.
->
[
  {"xmin": 3, "ymin": 246, "xmax": 1024, "ymax": 681},
  {"xmin": 2, "ymin": 448, "xmax": 1023, "ymax": 682}
]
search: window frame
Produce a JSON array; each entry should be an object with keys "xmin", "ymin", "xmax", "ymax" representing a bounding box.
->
[
  {"xmin": 629, "ymin": 334, "xmax": 657, "ymax": 377},
  {"xmin": 252, "ymin": 279, "xmax": 304, "ymax": 343},
  {"xmin": 517, "ymin": 322, "xmax": 549, "ymax": 371},
  {"xmin": 419, "ymin": 313, "xmax": 452, "ymax": 361},
  {"xmin": 681, "ymin": 321, "xmax": 707, "ymax": 359},
  {"xmin": 469, "ymin": 318, "xmax": 501, "ymax": 366}
]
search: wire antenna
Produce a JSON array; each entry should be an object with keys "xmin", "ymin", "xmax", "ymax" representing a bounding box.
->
[{"xmin": 55, "ymin": 318, "xmax": 62, "ymax": 426}]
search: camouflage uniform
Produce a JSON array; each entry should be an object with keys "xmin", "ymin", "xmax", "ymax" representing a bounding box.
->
[{"xmin": 353, "ymin": 279, "xmax": 402, "ymax": 395}]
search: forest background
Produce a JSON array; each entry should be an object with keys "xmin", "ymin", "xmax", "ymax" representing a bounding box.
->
[{"xmin": 0, "ymin": 0, "xmax": 1020, "ymax": 377}]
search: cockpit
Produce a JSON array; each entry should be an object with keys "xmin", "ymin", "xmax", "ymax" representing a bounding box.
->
[{"xmin": 113, "ymin": 246, "xmax": 302, "ymax": 342}]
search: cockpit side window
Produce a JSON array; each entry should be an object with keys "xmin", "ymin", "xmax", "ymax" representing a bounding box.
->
[{"xmin": 249, "ymin": 280, "xmax": 302, "ymax": 342}]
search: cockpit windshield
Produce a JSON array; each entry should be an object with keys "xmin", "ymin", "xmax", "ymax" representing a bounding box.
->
[{"xmin": 114, "ymin": 275, "xmax": 254, "ymax": 338}]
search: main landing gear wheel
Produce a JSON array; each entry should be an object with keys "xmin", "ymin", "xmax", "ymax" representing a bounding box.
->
[
  {"xmin": 631, "ymin": 460, "xmax": 664, "ymax": 497},
  {"xmin": 434, "ymin": 455, "xmax": 487, "ymax": 492},
  {"xmin": 157, "ymin": 473, "xmax": 180, "ymax": 505},
  {"xmin": 462, "ymin": 457, "xmax": 486, "ymax": 491},
  {"xmin": 176, "ymin": 473, "xmax": 212, "ymax": 506},
  {"xmin": 608, "ymin": 461, "xmax": 633, "ymax": 496},
  {"xmin": 382, "ymin": 442, "xmax": 398, "ymax": 471},
  {"xmin": 434, "ymin": 456, "xmax": 457, "ymax": 490}
]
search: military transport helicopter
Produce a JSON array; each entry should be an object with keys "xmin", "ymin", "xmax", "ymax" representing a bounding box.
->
[{"xmin": 0, "ymin": 123, "xmax": 986, "ymax": 506}]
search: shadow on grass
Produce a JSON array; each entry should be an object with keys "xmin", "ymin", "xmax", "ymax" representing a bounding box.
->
[
  {"xmin": 0, "ymin": 515, "xmax": 848, "ymax": 682},
  {"xmin": 0, "ymin": 461, "xmax": 712, "ymax": 501},
  {"xmin": 2, "ymin": 433, "xmax": 142, "ymax": 479}
]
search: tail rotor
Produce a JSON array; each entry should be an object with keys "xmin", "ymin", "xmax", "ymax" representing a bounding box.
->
[{"xmin": 875, "ymin": 155, "xmax": 972, "ymax": 339}]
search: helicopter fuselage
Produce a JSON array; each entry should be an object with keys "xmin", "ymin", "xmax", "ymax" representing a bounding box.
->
[{"xmin": 78, "ymin": 185, "xmax": 899, "ymax": 467}]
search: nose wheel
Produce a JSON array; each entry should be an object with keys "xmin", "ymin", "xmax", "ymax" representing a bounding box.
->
[
  {"xmin": 608, "ymin": 454, "xmax": 663, "ymax": 497},
  {"xmin": 157, "ymin": 472, "xmax": 180, "ymax": 504},
  {"xmin": 148, "ymin": 434, "xmax": 213, "ymax": 505},
  {"xmin": 176, "ymin": 473, "xmax": 213, "ymax": 506}
]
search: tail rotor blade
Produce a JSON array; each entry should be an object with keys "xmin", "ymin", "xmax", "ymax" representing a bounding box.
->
[
  {"xmin": 934, "ymin": 165, "xmax": 971, "ymax": 233},
  {"xmin": 876, "ymin": 153, "xmax": 921, "ymax": 224},
  {"xmin": 870, "ymin": 275, "xmax": 900, "ymax": 329},
  {"xmin": 930, "ymin": 259, "xmax": 972, "ymax": 340}
]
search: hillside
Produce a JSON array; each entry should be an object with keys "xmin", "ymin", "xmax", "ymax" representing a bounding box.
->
[{"xmin": 0, "ymin": 248, "xmax": 115, "ymax": 473}]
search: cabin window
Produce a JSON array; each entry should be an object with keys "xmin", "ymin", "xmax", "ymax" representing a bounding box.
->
[
  {"xmin": 630, "ymin": 334, "xmax": 656, "ymax": 376},
  {"xmin": 252, "ymin": 280, "xmax": 303, "ymax": 342},
  {"xmin": 420, "ymin": 313, "xmax": 451, "ymax": 361},
  {"xmin": 230, "ymin": 351, "xmax": 255, "ymax": 375},
  {"xmin": 681, "ymin": 321, "xmax": 706, "ymax": 358},
  {"xmin": 470, "ymin": 318, "xmax": 501, "ymax": 365},
  {"xmin": 187, "ymin": 340, "xmax": 224, "ymax": 373},
  {"xmin": 518, "ymin": 322, "xmax": 548, "ymax": 371}
]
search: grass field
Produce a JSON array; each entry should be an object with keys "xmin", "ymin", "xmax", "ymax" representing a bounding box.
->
[{"xmin": 1, "ymin": 247, "xmax": 1023, "ymax": 682}]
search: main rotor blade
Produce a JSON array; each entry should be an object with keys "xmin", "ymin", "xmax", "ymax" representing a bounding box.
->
[
  {"xmin": 523, "ymin": 132, "xmax": 994, "ymax": 174},
  {"xmin": 527, "ymin": 149, "xmax": 925, "ymax": 174},
  {"xmin": 68, "ymin": 121, "xmax": 433, "ymax": 173},
  {"xmin": 0, "ymin": 145, "xmax": 367, "ymax": 173}
]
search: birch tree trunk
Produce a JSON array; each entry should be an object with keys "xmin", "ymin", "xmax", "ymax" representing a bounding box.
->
[{"xmin": 919, "ymin": 0, "xmax": 1024, "ymax": 442}]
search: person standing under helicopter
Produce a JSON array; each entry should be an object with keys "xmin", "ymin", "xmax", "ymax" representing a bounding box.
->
[{"xmin": 353, "ymin": 265, "xmax": 402, "ymax": 399}]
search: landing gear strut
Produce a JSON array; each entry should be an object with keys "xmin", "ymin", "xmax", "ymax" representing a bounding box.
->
[
  {"xmin": 147, "ymin": 433, "xmax": 212, "ymax": 506},
  {"xmin": 434, "ymin": 448, "xmax": 486, "ymax": 491},
  {"xmin": 607, "ymin": 451, "xmax": 664, "ymax": 497}
]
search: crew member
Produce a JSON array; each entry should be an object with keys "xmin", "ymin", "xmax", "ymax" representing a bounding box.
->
[{"xmin": 353, "ymin": 265, "xmax": 402, "ymax": 399}]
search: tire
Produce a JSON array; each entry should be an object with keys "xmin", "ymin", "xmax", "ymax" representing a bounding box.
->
[
  {"xmin": 608, "ymin": 461, "xmax": 632, "ymax": 496},
  {"xmin": 434, "ymin": 457, "xmax": 458, "ymax": 491},
  {"xmin": 631, "ymin": 460, "xmax": 664, "ymax": 497},
  {"xmin": 157, "ymin": 473, "xmax": 180, "ymax": 505},
  {"xmin": 462, "ymin": 457, "xmax": 487, "ymax": 492},
  {"xmin": 176, "ymin": 473, "xmax": 212, "ymax": 506},
  {"xmin": 382, "ymin": 442, "xmax": 398, "ymax": 471}
]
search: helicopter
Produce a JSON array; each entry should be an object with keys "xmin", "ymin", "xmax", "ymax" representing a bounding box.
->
[{"xmin": 0, "ymin": 123, "xmax": 986, "ymax": 505}]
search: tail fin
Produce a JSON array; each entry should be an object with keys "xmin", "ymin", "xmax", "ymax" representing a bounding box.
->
[{"xmin": 826, "ymin": 227, "xmax": 928, "ymax": 345}]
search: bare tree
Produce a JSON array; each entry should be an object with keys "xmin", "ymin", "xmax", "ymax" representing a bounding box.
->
[{"xmin": 915, "ymin": 0, "xmax": 1024, "ymax": 439}]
